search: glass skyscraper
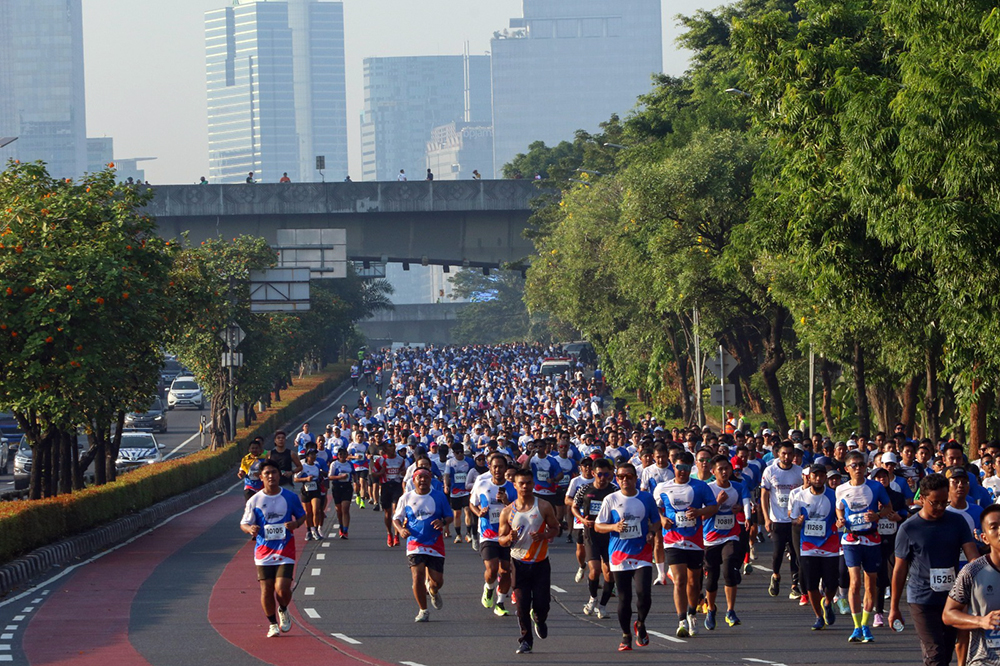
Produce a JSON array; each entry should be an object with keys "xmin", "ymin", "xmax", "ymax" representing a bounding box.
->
[
  {"xmin": 361, "ymin": 55, "xmax": 492, "ymax": 182},
  {"xmin": 205, "ymin": 0, "xmax": 347, "ymax": 183},
  {"xmin": 491, "ymin": 0, "xmax": 662, "ymax": 173},
  {"xmin": 0, "ymin": 0, "xmax": 88, "ymax": 179}
]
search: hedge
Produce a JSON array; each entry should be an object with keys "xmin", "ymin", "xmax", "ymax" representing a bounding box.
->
[{"xmin": 0, "ymin": 364, "xmax": 349, "ymax": 565}]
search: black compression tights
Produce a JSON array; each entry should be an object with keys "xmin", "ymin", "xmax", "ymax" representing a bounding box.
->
[{"xmin": 613, "ymin": 568, "xmax": 652, "ymax": 636}]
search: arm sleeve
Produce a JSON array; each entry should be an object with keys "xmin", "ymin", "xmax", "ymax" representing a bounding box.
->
[
  {"xmin": 761, "ymin": 469, "xmax": 773, "ymax": 491},
  {"xmin": 392, "ymin": 494, "xmax": 408, "ymax": 522},
  {"xmin": 240, "ymin": 499, "xmax": 256, "ymax": 525},
  {"xmin": 700, "ymin": 483, "xmax": 718, "ymax": 507},
  {"xmin": 289, "ymin": 493, "xmax": 306, "ymax": 520},
  {"xmin": 894, "ymin": 525, "xmax": 911, "ymax": 561}
]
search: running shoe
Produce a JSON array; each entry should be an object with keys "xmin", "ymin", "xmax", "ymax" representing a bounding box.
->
[
  {"xmin": 687, "ymin": 612, "xmax": 698, "ymax": 637},
  {"xmin": 278, "ymin": 608, "xmax": 291, "ymax": 632},
  {"xmin": 314, "ymin": 528, "xmax": 324, "ymax": 541},
  {"xmin": 575, "ymin": 567, "xmax": 585, "ymax": 583},
  {"xmin": 676, "ymin": 620, "xmax": 690, "ymax": 638},
  {"xmin": 387, "ymin": 534, "xmax": 394, "ymax": 547},
  {"xmin": 799, "ymin": 595, "xmax": 809, "ymax": 606},
  {"xmin": 823, "ymin": 602, "xmax": 835, "ymax": 626},
  {"xmin": 454, "ymin": 535, "xmax": 462, "ymax": 544},
  {"xmin": 861, "ymin": 625, "xmax": 875, "ymax": 643},
  {"xmin": 812, "ymin": 617, "xmax": 825, "ymax": 631},
  {"xmin": 305, "ymin": 530, "xmax": 314, "ymax": 542},
  {"xmin": 465, "ymin": 535, "xmax": 473, "ymax": 543},
  {"xmin": 494, "ymin": 602, "xmax": 510, "ymax": 617},
  {"xmin": 873, "ymin": 613, "xmax": 884, "ymax": 628},
  {"xmin": 789, "ymin": 584, "xmax": 802, "ymax": 600},
  {"xmin": 393, "ymin": 534, "xmax": 400, "ymax": 547},
  {"xmin": 515, "ymin": 641, "xmax": 532, "ymax": 654},
  {"xmin": 531, "ymin": 610, "xmax": 548, "ymax": 639},
  {"xmin": 355, "ymin": 495, "xmax": 361, "ymax": 507},
  {"xmin": 750, "ymin": 544, "xmax": 758, "ymax": 560},
  {"xmin": 743, "ymin": 562, "xmax": 753, "ymax": 575},
  {"xmin": 634, "ymin": 620, "xmax": 649, "ymax": 647},
  {"xmin": 471, "ymin": 537, "xmax": 479, "ymax": 550},
  {"xmin": 768, "ymin": 574, "xmax": 780, "ymax": 597},
  {"xmin": 725, "ymin": 610, "xmax": 741, "ymax": 627},
  {"xmin": 705, "ymin": 610, "xmax": 716, "ymax": 631},
  {"xmin": 836, "ymin": 597, "xmax": 850, "ymax": 615},
  {"xmin": 595, "ymin": 605, "xmax": 609, "ymax": 619},
  {"xmin": 267, "ymin": 623, "xmax": 280, "ymax": 638},
  {"xmin": 583, "ymin": 598, "xmax": 596, "ymax": 615},
  {"xmin": 339, "ymin": 530, "xmax": 348, "ymax": 539},
  {"xmin": 373, "ymin": 503, "xmax": 380, "ymax": 511},
  {"xmin": 359, "ymin": 498, "xmax": 366, "ymax": 509},
  {"xmin": 415, "ymin": 609, "xmax": 430, "ymax": 623},
  {"xmin": 426, "ymin": 579, "xmax": 443, "ymax": 610},
  {"xmin": 618, "ymin": 638, "xmax": 632, "ymax": 652},
  {"xmin": 482, "ymin": 584, "xmax": 495, "ymax": 609},
  {"xmin": 848, "ymin": 627, "xmax": 864, "ymax": 643}
]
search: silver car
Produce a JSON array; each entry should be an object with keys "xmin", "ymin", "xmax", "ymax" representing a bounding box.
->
[{"xmin": 115, "ymin": 431, "xmax": 165, "ymax": 473}]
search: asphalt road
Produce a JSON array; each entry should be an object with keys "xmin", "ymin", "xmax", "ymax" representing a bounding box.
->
[{"xmin": 0, "ymin": 381, "xmax": 930, "ymax": 666}]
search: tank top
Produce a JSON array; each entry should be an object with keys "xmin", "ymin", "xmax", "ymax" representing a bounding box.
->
[
  {"xmin": 510, "ymin": 499, "xmax": 548, "ymax": 563},
  {"xmin": 269, "ymin": 448, "xmax": 293, "ymax": 485}
]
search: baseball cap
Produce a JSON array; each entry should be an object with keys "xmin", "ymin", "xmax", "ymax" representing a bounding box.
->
[
  {"xmin": 881, "ymin": 452, "xmax": 900, "ymax": 465},
  {"xmin": 813, "ymin": 455, "xmax": 831, "ymax": 468},
  {"xmin": 847, "ymin": 439, "xmax": 858, "ymax": 449},
  {"xmin": 944, "ymin": 466, "xmax": 969, "ymax": 480},
  {"xmin": 808, "ymin": 463, "xmax": 828, "ymax": 475}
]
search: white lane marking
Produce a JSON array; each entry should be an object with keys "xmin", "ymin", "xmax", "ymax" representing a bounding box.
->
[
  {"xmin": 647, "ymin": 629, "xmax": 686, "ymax": 643},
  {"xmin": 0, "ymin": 635, "xmax": 10, "ymax": 640},
  {"xmin": 401, "ymin": 662, "xmax": 427, "ymax": 666},
  {"xmin": 743, "ymin": 660, "xmax": 788, "ymax": 666},
  {"xmin": 321, "ymin": 542, "xmax": 331, "ymax": 548},
  {"xmin": 331, "ymin": 632, "xmax": 361, "ymax": 644},
  {"xmin": 41, "ymin": 591, "xmax": 49, "ymax": 596},
  {"xmin": 0, "ymin": 480, "xmax": 243, "ymax": 610},
  {"xmin": 304, "ymin": 608, "xmax": 320, "ymax": 619},
  {"xmin": 11, "ymin": 618, "xmax": 22, "ymax": 622},
  {"xmin": 550, "ymin": 585, "xmax": 566, "ymax": 593},
  {"xmin": 163, "ymin": 432, "xmax": 200, "ymax": 460},
  {"xmin": 304, "ymin": 587, "xmax": 315, "ymax": 596},
  {"xmin": 331, "ymin": 524, "xmax": 340, "ymax": 530},
  {"xmin": 753, "ymin": 565, "xmax": 770, "ymax": 573},
  {"xmin": 21, "ymin": 607, "xmax": 32, "ymax": 613},
  {"xmin": 316, "ymin": 553, "xmax": 326, "ymax": 561},
  {"xmin": 311, "ymin": 568, "xmax": 321, "ymax": 576},
  {"xmin": 30, "ymin": 598, "xmax": 41, "ymax": 604},
  {"xmin": 2, "ymin": 627, "xmax": 14, "ymax": 631},
  {"xmin": 0, "ymin": 654, "xmax": 11, "ymax": 661},
  {"xmin": 0, "ymin": 645, "xmax": 9, "ymax": 650}
]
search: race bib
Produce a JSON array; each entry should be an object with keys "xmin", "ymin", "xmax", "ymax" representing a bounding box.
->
[
  {"xmin": 803, "ymin": 520, "xmax": 826, "ymax": 538},
  {"xmin": 619, "ymin": 518, "xmax": 641, "ymax": 539},
  {"xmin": 929, "ymin": 567, "xmax": 956, "ymax": 592},
  {"xmin": 877, "ymin": 518, "xmax": 898, "ymax": 536},
  {"xmin": 536, "ymin": 469, "xmax": 549, "ymax": 482},
  {"xmin": 488, "ymin": 504, "xmax": 502, "ymax": 524},
  {"xmin": 776, "ymin": 492, "xmax": 789, "ymax": 509},
  {"xmin": 263, "ymin": 523, "xmax": 286, "ymax": 541},
  {"xmin": 985, "ymin": 629, "xmax": 1000, "ymax": 649},
  {"xmin": 848, "ymin": 513, "xmax": 872, "ymax": 531},
  {"xmin": 675, "ymin": 514, "xmax": 696, "ymax": 529},
  {"xmin": 454, "ymin": 471, "xmax": 467, "ymax": 485},
  {"xmin": 589, "ymin": 500, "xmax": 603, "ymax": 516},
  {"xmin": 303, "ymin": 481, "xmax": 317, "ymax": 492},
  {"xmin": 714, "ymin": 514, "xmax": 735, "ymax": 531}
]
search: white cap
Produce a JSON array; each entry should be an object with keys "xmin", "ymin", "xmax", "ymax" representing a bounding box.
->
[
  {"xmin": 762, "ymin": 428, "xmax": 773, "ymax": 436},
  {"xmin": 881, "ymin": 452, "xmax": 899, "ymax": 465},
  {"xmin": 847, "ymin": 439, "xmax": 858, "ymax": 449}
]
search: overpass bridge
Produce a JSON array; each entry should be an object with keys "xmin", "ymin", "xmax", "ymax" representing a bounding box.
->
[
  {"xmin": 145, "ymin": 180, "xmax": 542, "ymax": 269},
  {"xmin": 358, "ymin": 302, "xmax": 470, "ymax": 346}
]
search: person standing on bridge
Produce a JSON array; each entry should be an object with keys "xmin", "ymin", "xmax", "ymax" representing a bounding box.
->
[
  {"xmin": 398, "ymin": 169, "xmax": 407, "ymax": 181},
  {"xmin": 472, "ymin": 169, "xmax": 481, "ymax": 180},
  {"xmin": 279, "ymin": 172, "xmax": 291, "ymax": 183},
  {"xmin": 246, "ymin": 171, "xmax": 255, "ymax": 184},
  {"xmin": 426, "ymin": 168, "xmax": 434, "ymax": 181},
  {"xmin": 240, "ymin": 459, "xmax": 307, "ymax": 637}
]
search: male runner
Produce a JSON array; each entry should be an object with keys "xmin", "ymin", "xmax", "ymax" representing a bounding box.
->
[
  {"xmin": 240, "ymin": 459, "xmax": 307, "ymax": 637},
  {"xmin": 566, "ymin": 457, "xmax": 595, "ymax": 582},
  {"xmin": 445, "ymin": 441, "xmax": 474, "ymax": 544},
  {"xmin": 393, "ymin": 467, "xmax": 454, "ymax": 622},
  {"xmin": 499, "ymin": 467, "xmax": 560, "ymax": 655},
  {"xmin": 238, "ymin": 438, "xmax": 268, "ymax": 501},
  {"xmin": 294, "ymin": 448, "xmax": 325, "ymax": 541},
  {"xmin": 761, "ymin": 441, "xmax": 804, "ymax": 599},
  {"xmin": 640, "ymin": 443, "xmax": 675, "ymax": 585},
  {"xmin": 348, "ymin": 430, "xmax": 371, "ymax": 508},
  {"xmin": 328, "ymin": 446, "xmax": 354, "ymax": 538},
  {"xmin": 594, "ymin": 463, "xmax": 660, "ymax": 651},
  {"xmin": 573, "ymin": 458, "xmax": 618, "ymax": 618},
  {"xmin": 790, "ymin": 464, "xmax": 840, "ymax": 630},
  {"xmin": 373, "ymin": 441, "xmax": 407, "ymax": 547},
  {"xmin": 470, "ymin": 453, "xmax": 517, "ymax": 617},
  {"xmin": 703, "ymin": 456, "xmax": 751, "ymax": 629}
]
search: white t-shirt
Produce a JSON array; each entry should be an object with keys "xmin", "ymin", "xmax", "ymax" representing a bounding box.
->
[{"xmin": 761, "ymin": 463, "xmax": 804, "ymax": 523}]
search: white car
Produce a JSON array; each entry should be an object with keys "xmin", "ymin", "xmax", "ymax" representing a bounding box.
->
[
  {"xmin": 167, "ymin": 376, "xmax": 205, "ymax": 410},
  {"xmin": 115, "ymin": 431, "xmax": 165, "ymax": 473}
]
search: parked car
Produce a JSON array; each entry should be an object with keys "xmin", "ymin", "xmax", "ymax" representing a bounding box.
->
[
  {"xmin": 540, "ymin": 358, "xmax": 573, "ymax": 381},
  {"xmin": 115, "ymin": 431, "xmax": 165, "ymax": 473},
  {"xmin": 124, "ymin": 397, "xmax": 169, "ymax": 433},
  {"xmin": 167, "ymin": 376, "xmax": 205, "ymax": 410},
  {"xmin": 0, "ymin": 410, "xmax": 22, "ymax": 456},
  {"xmin": 13, "ymin": 436, "xmax": 30, "ymax": 489}
]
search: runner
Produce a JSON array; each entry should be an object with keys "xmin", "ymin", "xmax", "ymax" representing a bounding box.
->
[
  {"xmin": 238, "ymin": 438, "xmax": 268, "ymax": 501},
  {"xmin": 294, "ymin": 448, "xmax": 325, "ymax": 541},
  {"xmin": 573, "ymin": 458, "xmax": 618, "ymax": 618},
  {"xmin": 499, "ymin": 467, "xmax": 560, "ymax": 655},
  {"xmin": 469, "ymin": 453, "xmax": 518, "ymax": 617},
  {"xmin": 373, "ymin": 441, "xmax": 407, "ymax": 547},
  {"xmin": 640, "ymin": 442, "xmax": 675, "ymax": 585},
  {"xmin": 268, "ymin": 430, "xmax": 302, "ymax": 487},
  {"xmin": 654, "ymin": 450, "xmax": 719, "ymax": 637},
  {"xmin": 593, "ymin": 462, "xmax": 660, "ymax": 651},
  {"xmin": 761, "ymin": 441, "xmax": 804, "ymax": 600},
  {"xmin": 703, "ymin": 455, "xmax": 751, "ymax": 629},
  {"xmin": 790, "ymin": 464, "xmax": 840, "ymax": 630},
  {"xmin": 566, "ymin": 456, "xmax": 595, "ymax": 582},
  {"xmin": 328, "ymin": 446, "xmax": 354, "ymax": 538},
  {"xmin": 445, "ymin": 441, "xmax": 474, "ymax": 544},
  {"xmin": 836, "ymin": 450, "xmax": 891, "ymax": 643},
  {"xmin": 348, "ymin": 429, "xmax": 371, "ymax": 508},
  {"xmin": 393, "ymin": 467, "xmax": 454, "ymax": 622},
  {"xmin": 240, "ymin": 459, "xmax": 307, "ymax": 637}
]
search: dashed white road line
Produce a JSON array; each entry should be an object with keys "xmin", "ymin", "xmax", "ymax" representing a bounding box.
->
[
  {"xmin": 311, "ymin": 568, "xmax": 321, "ymax": 576},
  {"xmin": 2, "ymin": 627, "xmax": 14, "ymax": 632},
  {"xmin": 21, "ymin": 607, "xmax": 32, "ymax": 613},
  {"xmin": 321, "ymin": 542, "xmax": 331, "ymax": 548},
  {"xmin": 10, "ymin": 618, "xmax": 22, "ymax": 623},
  {"xmin": 303, "ymin": 608, "xmax": 320, "ymax": 619},
  {"xmin": 304, "ymin": 587, "xmax": 315, "ymax": 596},
  {"xmin": 647, "ymin": 629, "xmax": 686, "ymax": 643},
  {"xmin": 550, "ymin": 585, "xmax": 567, "ymax": 593},
  {"xmin": 0, "ymin": 645, "xmax": 9, "ymax": 651},
  {"xmin": 316, "ymin": 553, "xmax": 326, "ymax": 561},
  {"xmin": 331, "ymin": 633, "xmax": 361, "ymax": 644},
  {"xmin": 0, "ymin": 654, "xmax": 12, "ymax": 661},
  {"xmin": 0, "ymin": 635, "xmax": 10, "ymax": 641},
  {"xmin": 401, "ymin": 662, "xmax": 427, "ymax": 666},
  {"xmin": 30, "ymin": 599, "xmax": 41, "ymax": 604}
]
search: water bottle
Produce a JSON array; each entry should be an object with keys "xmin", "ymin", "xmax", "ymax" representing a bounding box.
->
[{"xmin": 892, "ymin": 619, "xmax": 904, "ymax": 632}]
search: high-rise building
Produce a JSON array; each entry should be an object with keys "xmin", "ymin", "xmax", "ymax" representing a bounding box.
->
[
  {"xmin": 205, "ymin": 0, "xmax": 347, "ymax": 184},
  {"xmin": 0, "ymin": 0, "xmax": 88, "ymax": 179},
  {"xmin": 491, "ymin": 0, "xmax": 662, "ymax": 173},
  {"xmin": 361, "ymin": 55, "xmax": 491, "ymax": 182},
  {"xmin": 426, "ymin": 122, "xmax": 494, "ymax": 181}
]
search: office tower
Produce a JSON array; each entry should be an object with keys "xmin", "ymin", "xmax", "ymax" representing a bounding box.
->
[
  {"xmin": 205, "ymin": 0, "xmax": 347, "ymax": 183},
  {"xmin": 426, "ymin": 122, "xmax": 494, "ymax": 181},
  {"xmin": 0, "ymin": 0, "xmax": 88, "ymax": 179},
  {"xmin": 361, "ymin": 55, "xmax": 492, "ymax": 182},
  {"xmin": 491, "ymin": 0, "xmax": 662, "ymax": 173}
]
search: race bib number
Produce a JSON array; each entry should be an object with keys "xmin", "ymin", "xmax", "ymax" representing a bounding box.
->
[
  {"xmin": 877, "ymin": 518, "xmax": 898, "ymax": 536},
  {"xmin": 536, "ymin": 469, "xmax": 549, "ymax": 482},
  {"xmin": 303, "ymin": 481, "xmax": 317, "ymax": 492},
  {"xmin": 714, "ymin": 514, "xmax": 735, "ymax": 531},
  {"xmin": 589, "ymin": 500, "xmax": 603, "ymax": 516},
  {"xmin": 776, "ymin": 492, "xmax": 789, "ymax": 509},
  {"xmin": 454, "ymin": 471, "xmax": 467, "ymax": 485},
  {"xmin": 263, "ymin": 523, "xmax": 287, "ymax": 541},
  {"xmin": 619, "ymin": 518, "xmax": 641, "ymax": 539},
  {"xmin": 675, "ymin": 514, "xmax": 696, "ymax": 529},
  {"xmin": 930, "ymin": 567, "xmax": 956, "ymax": 592},
  {"xmin": 803, "ymin": 520, "xmax": 826, "ymax": 538},
  {"xmin": 488, "ymin": 504, "xmax": 502, "ymax": 524},
  {"xmin": 848, "ymin": 513, "xmax": 872, "ymax": 531},
  {"xmin": 985, "ymin": 629, "xmax": 1000, "ymax": 649}
]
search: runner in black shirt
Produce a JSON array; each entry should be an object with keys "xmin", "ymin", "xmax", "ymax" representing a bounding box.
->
[{"xmin": 573, "ymin": 457, "xmax": 618, "ymax": 618}]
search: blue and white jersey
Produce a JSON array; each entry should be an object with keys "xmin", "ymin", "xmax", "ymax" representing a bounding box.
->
[
  {"xmin": 348, "ymin": 441, "xmax": 369, "ymax": 471},
  {"xmin": 530, "ymin": 454, "xmax": 562, "ymax": 495},
  {"xmin": 789, "ymin": 486, "xmax": 840, "ymax": 557},
  {"xmin": 329, "ymin": 460, "xmax": 354, "ymax": 484},
  {"xmin": 654, "ymin": 478, "xmax": 717, "ymax": 551},
  {"xmin": 836, "ymin": 479, "xmax": 891, "ymax": 546},
  {"xmin": 393, "ymin": 488, "xmax": 454, "ymax": 557},
  {"xmin": 703, "ymin": 480, "xmax": 750, "ymax": 546},
  {"xmin": 445, "ymin": 457, "xmax": 472, "ymax": 497},
  {"xmin": 554, "ymin": 455, "xmax": 579, "ymax": 489},
  {"xmin": 595, "ymin": 490, "xmax": 659, "ymax": 571},
  {"xmin": 470, "ymin": 475, "xmax": 518, "ymax": 541},
  {"xmin": 241, "ymin": 488, "xmax": 306, "ymax": 566}
]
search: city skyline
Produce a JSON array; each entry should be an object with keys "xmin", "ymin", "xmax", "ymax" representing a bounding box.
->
[{"xmin": 80, "ymin": 0, "xmax": 717, "ymax": 184}]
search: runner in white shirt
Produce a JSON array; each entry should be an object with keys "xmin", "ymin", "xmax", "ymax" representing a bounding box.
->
[
  {"xmin": 640, "ymin": 443, "xmax": 675, "ymax": 585},
  {"xmin": 566, "ymin": 457, "xmax": 595, "ymax": 583},
  {"xmin": 761, "ymin": 441, "xmax": 804, "ymax": 600}
]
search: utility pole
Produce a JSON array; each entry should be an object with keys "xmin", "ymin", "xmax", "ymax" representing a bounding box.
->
[
  {"xmin": 720, "ymin": 344, "xmax": 726, "ymax": 432},
  {"xmin": 693, "ymin": 307, "xmax": 703, "ymax": 428},
  {"xmin": 809, "ymin": 344, "xmax": 816, "ymax": 437}
]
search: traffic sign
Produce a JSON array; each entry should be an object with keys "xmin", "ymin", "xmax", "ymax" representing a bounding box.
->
[
  {"xmin": 710, "ymin": 383, "xmax": 736, "ymax": 407},
  {"xmin": 707, "ymin": 348, "xmax": 738, "ymax": 379},
  {"xmin": 218, "ymin": 323, "xmax": 245, "ymax": 350},
  {"xmin": 222, "ymin": 352, "xmax": 243, "ymax": 367}
]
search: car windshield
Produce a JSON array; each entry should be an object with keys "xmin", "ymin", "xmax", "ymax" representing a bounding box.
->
[
  {"xmin": 172, "ymin": 381, "xmax": 199, "ymax": 391},
  {"xmin": 163, "ymin": 360, "xmax": 183, "ymax": 374},
  {"xmin": 18, "ymin": 437, "xmax": 30, "ymax": 453},
  {"xmin": 120, "ymin": 435, "xmax": 155, "ymax": 449}
]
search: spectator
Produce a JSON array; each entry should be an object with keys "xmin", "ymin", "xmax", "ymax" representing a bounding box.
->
[
  {"xmin": 279, "ymin": 172, "xmax": 291, "ymax": 183},
  {"xmin": 246, "ymin": 172, "xmax": 255, "ymax": 184},
  {"xmin": 398, "ymin": 169, "xmax": 407, "ymax": 182},
  {"xmin": 472, "ymin": 170, "xmax": 481, "ymax": 180},
  {"xmin": 426, "ymin": 168, "xmax": 434, "ymax": 181},
  {"xmin": 344, "ymin": 175, "xmax": 353, "ymax": 182},
  {"xmin": 199, "ymin": 176, "xmax": 208, "ymax": 185}
]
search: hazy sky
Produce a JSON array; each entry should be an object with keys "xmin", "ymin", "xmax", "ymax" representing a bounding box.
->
[{"xmin": 82, "ymin": 0, "xmax": 717, "ymax": 184}]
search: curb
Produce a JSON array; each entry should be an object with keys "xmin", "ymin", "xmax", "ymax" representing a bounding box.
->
[{"xmin": 0, "ymin": 377, "xmax": 351, "ymax": 599}]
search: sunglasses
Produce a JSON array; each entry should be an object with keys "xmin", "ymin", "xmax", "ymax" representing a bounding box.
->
[
  {"xmin": 616, "ymin": 474, "xmax": 637, "ymax": 480},
  {"xmin": 847, "ymin": 463, "xmax": 863, "ymax": 469},
  {"xmin": 596, "ymin": 472, "xmax": 613, "ymax": 479}
]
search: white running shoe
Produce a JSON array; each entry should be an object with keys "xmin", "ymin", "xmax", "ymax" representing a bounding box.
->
[
  {"xmin": 687, "ymin": 613, "xmax": 698, "ymax": 637},
  {"xmin": 426, "ymin": 578, "xmax": 443, "ymax": 610},
  {"xmin": 414, "ymin": 609, "xmax": 430, "ymax": 622},
  {"xmin": 583, "ymin": 598, "xmax": 596, "ymax": 615},
  {"xmin": 595, "ymin": 605, "xmax": 609, "ymax": 619},
  {"xmin": 267, "ymin": 623, "xmax": 280, "ymax": 638},
  {"xmin": 575, "ymin": 567, "xmax": 585, "ymax": 583},
  {"xmin": 278, "ymin": 608, "xmax": 291, "ymax": 633}
]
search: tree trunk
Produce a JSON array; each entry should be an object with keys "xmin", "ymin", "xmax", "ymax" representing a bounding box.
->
[
  {"xmin": 867, "ymin": 381, "xmax": 898, "ymax": 436},
  {"xmin": 93, "ymin": 422, "xmax": 107, "ymax": 486},
  {"xmin": 821, "ymin": 359, "xmax": 837, "ymax": 437},
  {"xmin": 899, "ymin": 375, "xmax": 920, "ymax": 438},
  {"xmin": 853, "ymin": 340, "xmax": 872, "ymax": 438},
  {"xmin": 969, "ymin": 379, "xmax": 989, "ymax": 460},
  {"xmin": 664, "ymin": 320, "xmax": 692, "ymax": 424},
  {"xmin": 243, "ymin": 401, "xmax": 253, "ymax": 428},
  {"xmin": 273, "ymin": 377, "xmax": 282, "ymax": 403},
  {"xmin": 72, "ymin": 432, "xmax": 85, "ymax": 491},
  {"xmin": 759, "ymin": 307, "xmax": 790, "ymax": 436},
  {"xmin": 40, "ymin": 430, "xmax": 53, "ymax": 498},
  {"xmin": 58, "ymin": 429, "xmax": 72, "ymax": 495},
  {"xmin": 105, "ymin": 411, "xmax": 125, "ymax": 483},
  {"xmin": 925, "ymin": 342, "xmax": 940, "ymax": 442},
  {"xmin": 47, "ymin": 429, "xmax": 59, "ymax": 498}
]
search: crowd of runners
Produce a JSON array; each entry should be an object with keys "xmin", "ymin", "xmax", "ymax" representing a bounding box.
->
[{"xmin": 237, "ymin": 344, "xmax": 1000, "ymax": 665}]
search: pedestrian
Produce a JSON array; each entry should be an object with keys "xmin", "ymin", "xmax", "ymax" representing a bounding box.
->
[
  {"xmin": 279, "ymin": 172, "xmax": 291, "ymax": 183},
  {"xmin": 246, "ymin": 171, "xmax": 255, "ymax": 183},
  {"xmin": 199, "ymin": 176, "xmax": 208, "ymax": 185},
  {"xmin": 398, "ymin": 169, "xmax": 407, "ymax": 182},
  {"xmin": 344, "ymin": 175, "xmax": 353, "ymax": 182},
  {"xmin": 472, "ymin": 169, "xmax": 481, "ymax": 180},
  {"xmin": 426, "ymin": 168, "xmax": 434, "ymax": 181},
  {"xmin": 239, "ymin": 459, "xmax": 307, "ymax": 637}
]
